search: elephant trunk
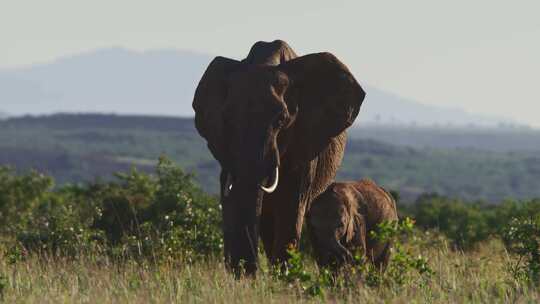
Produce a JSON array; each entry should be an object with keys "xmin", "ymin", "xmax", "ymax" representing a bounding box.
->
[
  {"xmin": 221, "ymin": 135, "xmax": 279, "ymax": 276},
  {"xmin": 222, "ymin": 180, "xmax": 263, "ymax": 277}
]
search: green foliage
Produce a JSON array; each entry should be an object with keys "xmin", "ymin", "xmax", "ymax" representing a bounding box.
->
[
  {"xmin": 17, "ymin": 209, "xmax": 104, "ymax": 257},
  {"xmin": 272, "ymin": 247, "xmax": 334, "ymax": 298},
  {"xmin": 3, "ymin": 125, "xmax": 540, "ymax": 300},
  {"xmin": 410, "ymin": 194, "xmax": 492, "ymax": 249},
  {"xmin": 366, "ymin": 218, "xmax": 434, "ymax": 287},
  {"xmin": 0, "ymin": 156, "xmax": 222, "ymax": 262},
  {"xmin": 406, "ymin": 195, "xmax": 540, "ymax": 286},
  {"xmin": 503, "ymin": 216, "xmax": 540, "ymax": 285},
  {"xmin": 0, "ymin": 273, "xmax": 6, "ymax": 299},
  {"xmin": 3, "ymin": 244, "xmax": 27, "ymax": 265},
  {"xmin": 0, "ymin": 167, "xmax": 54, "ymax": 234},
  {"xmin": 93, "ymin": 156, "xmax": 223, "ymax": 261},
  {"xmin": 272, "ymin": 218, "xmax": 434, "ymax": 298},
  {"xmin": 406, "ymin": 195, "xmax": 540, "ymax": 251},
  {"xmin": 341, "ymin": 139, "xmax": 540, "ymax": 203}
]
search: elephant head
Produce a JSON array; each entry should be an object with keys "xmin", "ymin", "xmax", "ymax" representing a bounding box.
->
[
  {"xmin": 308, "ymin": 180, "xmax": 399, "ymax": 270},
  {"xmin": 193, "ymin": 42, "xmax": 365, "ymax": 275},
  {"xmin": 307, "ymin": 182, "xmax": 367, "ymax": 269}
]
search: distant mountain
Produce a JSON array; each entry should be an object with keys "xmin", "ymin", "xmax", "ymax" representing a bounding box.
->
[
  {"xmin": 0, "ymin": 48, "xmax": 514, "ymax": 127},
  {"xmin": 0, "ymin": 112, "xmax": 7, "ymax": 119},
  {"xmin": 359, "ymin": 88, "xmax": 513, "ymax": 127},
  {"xmin": 0, "ymin": 48, "xmax": 210, "ymax": 117}
]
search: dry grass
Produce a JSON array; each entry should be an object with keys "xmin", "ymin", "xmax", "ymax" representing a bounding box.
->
[{"xmin": 1, "ymin": 238, "xmax": 539, "ymax": 303}]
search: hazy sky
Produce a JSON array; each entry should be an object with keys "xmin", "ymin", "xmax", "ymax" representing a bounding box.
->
[{"xmin": 1, "ymin": 0, "xmax": 539, "ymax": 126}]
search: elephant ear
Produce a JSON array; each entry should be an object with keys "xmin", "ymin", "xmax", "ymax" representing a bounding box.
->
[
  {"xmin": 281, "ymin": 53, "xmax": 365, "ymax": 157},
  {"xmin": 193, "ymin": 56, "xmax": 240, "ymax": 166}
]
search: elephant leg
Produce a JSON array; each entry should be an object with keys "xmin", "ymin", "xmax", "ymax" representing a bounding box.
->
[
  {"xmin": 271, "ymin": 203, "xmax": 305, "ymax": 264},
  {"xmin": 259, "ymin": 202, "xmax": 274, "ymax": 260},
  {"xmin": 265, "ymin": 172, "xmax": 306, "ymax": 265}
]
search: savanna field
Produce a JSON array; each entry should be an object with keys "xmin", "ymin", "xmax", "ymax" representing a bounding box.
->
[
  {"xmin": 2, "ymin": 156, "xmax": 540, "ymax": 303},
  {"xmin": 3, "ymin": 1, "xmax": 540, "ymax": 302}
]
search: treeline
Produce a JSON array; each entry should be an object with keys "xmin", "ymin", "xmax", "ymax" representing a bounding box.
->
[
  {"xmin": 2, "ymin": 114, "xmax": 540, "ymax": 202},
  {"xmin": 350, "ymin": 125, "xmax": 540, "ymax": 152},
  {"xmin": 1, "ymin": 160, "xmax": 540, "ymax": 256},
  {"xmin": 0, "ymin": 113, "xmax": 196, "ymax": 132},
  {"xmin": 402, "ymin": 194, "xmax": 540, "ymax": 250}
]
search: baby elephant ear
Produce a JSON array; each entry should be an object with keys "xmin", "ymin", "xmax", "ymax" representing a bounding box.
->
[
  {"xmin": 192, "ymin": 56, "xmax": 240, "ymax": 166},
  {"xmin": 280, "ymin": 53, "xmax": 365, "ymax": 154}
]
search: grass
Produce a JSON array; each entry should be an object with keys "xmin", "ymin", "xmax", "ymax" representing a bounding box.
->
[{"xmin": 2, "ymin": 237, "xmax": 539, "ymax": 303}]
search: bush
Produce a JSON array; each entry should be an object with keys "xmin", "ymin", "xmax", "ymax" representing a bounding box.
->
[
  {"xmin": 502, "ymin": 215, "xmax": 540, "ymax": 284},
  {"xmin": 92, "ymin": 156, "xmax": 222, "ymax": 261},
  {"xmin": 272, "ymin": 247, "xmax": 333, "ymax": 298},
  {"xmin": 272, "ymin": 218, "xmax": 434, "ymax": 298},
  {"xmin": 409, "ymin": 194, "xmax": 492, "ymax": 249},
  {"xmin": 1, "ymin": 156, "xmax": 223, "ymax": 262},
  {"xmin": 364, "ymin": 218, "xmax": 434, "ymax": 287},
  {"xmin": 16, "ymin": 195, "xmax": 104, "ymax": 256},
  {"xmin": 0, "ymin": 167, "xmax": 54, "ymax": 234}
]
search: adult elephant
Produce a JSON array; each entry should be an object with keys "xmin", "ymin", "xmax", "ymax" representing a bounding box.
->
[{"xmin": 192, "ymin": 40, "xmax": 365, "ymax": 275}]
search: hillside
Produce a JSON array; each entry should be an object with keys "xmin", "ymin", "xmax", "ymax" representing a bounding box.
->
[
  {"xmin": 359, "ymin": 87, "xmax": 513, "ymax": 126},
  {"xmin": 350, "ymin": 125, "xmax": 540, "ymax": 152},
  {"xmin": 0, "ymin": 48, "xmax": 209, "ymax": 116},
  {"xmin": 0, "ymin": 48, "xmax": 513, "ymax": 127},
  {"xmin": 1, "ymin": 114, "xmax": 539, "ymax": 202}
]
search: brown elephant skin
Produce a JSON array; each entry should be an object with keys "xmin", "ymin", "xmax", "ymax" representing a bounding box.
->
[
  {"xmin": 307, "ymin": 179, "xmax": 398, "ymax": 270},
  {"xmin": 192, "ymin": 40, "xmax": 365, "ymax": 275}
]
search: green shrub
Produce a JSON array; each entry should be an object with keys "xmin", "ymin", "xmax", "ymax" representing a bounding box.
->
[
  {"xmin": 0, "ymin": 167, "xmax": 54, "ymax": 234},
  {"xmin": 410, "ymin": 194, "xmax": 492, "ymax": 249},
  {"xmin": 0, "ymin": 273, "xmax": 6, "ymax": 299},
  {"xmin": 1, "ymin": 156, "xmax": 223, "ymax": 261},
  {"xmin": 93, "ymin": 156, "xmax": 223, "ymax": 261},
  {"xmin": 365, "ymin": 217, "xmax": 434, "ymax": 287},
  {"xmin": 272, "ymin": 247, "xmax": 332, "ymax": 298},
  {"xmin": 16, "ymin": 201, "xmax": 104, "ymax": 256},
  {"xmin": 502, "ymin": 216, "xmax": 540, "ymax": 285},
  {"xmin": 272, "ymin": 218, "xmax": 434, "ymax": 298}
]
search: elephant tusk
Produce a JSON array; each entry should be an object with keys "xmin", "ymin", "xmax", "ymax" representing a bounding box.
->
[
  {"xmin": 223, "ymin": 174, "xmax": 233, "ymax": 197},
  {"xmin": 261, "ymin": 167, "xmax": 279, "ymax": 193}
]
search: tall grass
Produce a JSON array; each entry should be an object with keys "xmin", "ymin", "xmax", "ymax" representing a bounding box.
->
[
  {"xmin": 1, "ymin": 238, "xmax": 539, "ymax": 303},
  {"xmin": 2, "ymin": 162, "xmax": 540, "ymax": 302}
]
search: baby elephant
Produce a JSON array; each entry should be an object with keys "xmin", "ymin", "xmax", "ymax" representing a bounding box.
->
[{"xmin": 307, "ymin": 179, "xmax": 398, "ymax": 270}]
